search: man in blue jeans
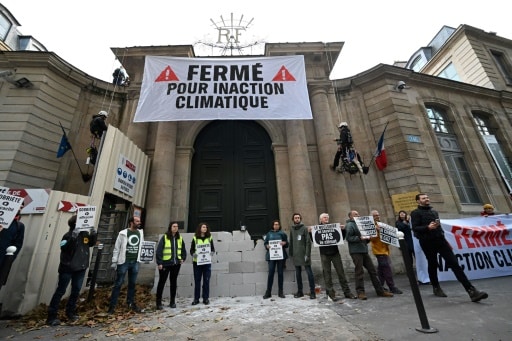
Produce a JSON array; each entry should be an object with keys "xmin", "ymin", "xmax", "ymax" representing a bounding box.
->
[
  {"xmin": 47, "ymin": 215, "xmax": 97, "ymax": 326},
  {"xmin": 108, "ymin": 216, "xmax": 144, "ymax": 314}
]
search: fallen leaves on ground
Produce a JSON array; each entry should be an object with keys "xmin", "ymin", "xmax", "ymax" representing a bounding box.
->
[{"xmin": 10, "ymin": 284, "xmax": 156, "ymax": 336}]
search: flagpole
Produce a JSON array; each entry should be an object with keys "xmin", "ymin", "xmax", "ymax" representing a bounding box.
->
[
  {"xmin": 59, "ymin": 122, "xmax": 90, "ymax": 181},
  {"xmin": 368, "ymin": 121, "xmax": 389, "ymax": 166}
]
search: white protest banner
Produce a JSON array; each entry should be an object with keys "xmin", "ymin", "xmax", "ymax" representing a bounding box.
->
[
  {"xmin": 113, "ymin": 154, "xmax": 137, "ymax": 197},
  {"xmin": 196, "ymin": 242, "xmax": 212, "ymax": 265},
  {"xmin": 140, "ymin": 241, "xmax": 156, "ymax": 263},
  {"xmin": 269, "ymin": 240, "xmax": 284, "ymax": 260},
  {"xmin": 354, "ymin": 216, "xmax": 377, "ymax": 237},
  {"xmin": 377, "ymin": 222, "xmax": 400, "ymax": 248},
  {"xmin": 76, "ymin": 206, "xmax": 96, "ymax": 230},
  {"xmin": 0, "ymin": 193, "xmax": 23, "ymax": 229},
  {"xmin": 134, "ymin": 56, "xmax": 313, "ymax": 122},
  {"xmin": 311, "ymin": 223, "xmax": 344, "ymax": 247},
  {"xmin": 415, "ymin": 215, "xmax": 512, "ymax": 282}
]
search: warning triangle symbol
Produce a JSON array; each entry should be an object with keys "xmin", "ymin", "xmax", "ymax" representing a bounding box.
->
[
  {"xmin": 272, "ymin": 66, "xmax": 296, "ymax": 81},
  {"xmin": 155, "ymin": 66, "xmax": 180, "ymax": 82}
]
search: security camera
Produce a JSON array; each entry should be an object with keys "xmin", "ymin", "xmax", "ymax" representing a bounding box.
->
[{"xmin": 396, "ymin": 81, "xmax": 406, "ymax": 91}]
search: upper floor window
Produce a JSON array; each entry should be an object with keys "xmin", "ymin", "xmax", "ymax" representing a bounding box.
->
[
  {"xmin": 426, "ymin": 107, "xmax": 453, "ymax": 134},
  {"xmin": 426, "ymin": 105, "xmax": 481, "ymax": 204},
  {"xmin": 410, "ymin": 56, "xmax": 426, "ymax": 72},
  {"xmin": 0, "ymin": 12, "xmax": 12, "ymax": 41},
  {"xmin": 473, "ymin": 114, "xmax": 491, "ymax": 135},
  {"xmin": 491, "ymin": 50, "xmax": 512, "ymax": 85},
  {"xmin": 438, "ymin": 63, "xmax": 460, "ymax": 81}
]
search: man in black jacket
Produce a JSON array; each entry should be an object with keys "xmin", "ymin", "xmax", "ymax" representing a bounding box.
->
[
  {"xmin": 47, "ymin": 215, "xmax": 97, "ymax": 326},
  {"xmin": 411, "ymin": 193, "xmax": 488, "ymax": 302}
]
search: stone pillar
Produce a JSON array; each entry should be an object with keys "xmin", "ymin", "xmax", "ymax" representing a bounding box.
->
[
  {"xmin": 272, "ymin": 144, "xmax": 293, "ymax": 230},
  {"xmin": 173, "ymin": 146, "xmax": 194, "ymax": 228},
  {"xmin": 309, "ymin": 84, "xmax": 350, "ymax": 219},
  {"xmin": 285, "ymin": 120, "xmax": 318, "ymax": 224},
  {"xmin": 144, "ymin": 121, "xmax": 177, "ymax": 236}
]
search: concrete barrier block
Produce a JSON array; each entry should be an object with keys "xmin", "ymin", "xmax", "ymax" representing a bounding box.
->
[
  {"xmin": 228, "ymin": 240, "xmax": 255, "ymax": 252},
  {"xmin": 232, "ymin": 230, "xmax": 252, "ymax": 241},
  {"xmin": 229, "ymin": 261, "xmax": 255, "ymax": 273},
  {"xmin": 219, "ymin": 273, "xmax": 244, "ymax": 285},
  {"xmin": 216, "ymin": 251, "xmax": 242, "ymax": 263},
  {"xmin": 213, "ymin": 232, "xmax": 233, "ymax": 242}
]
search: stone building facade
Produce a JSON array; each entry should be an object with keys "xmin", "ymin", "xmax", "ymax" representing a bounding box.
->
[{"xmin": 2, "ymin": 3, "xmax": 512, "ymax": 295}]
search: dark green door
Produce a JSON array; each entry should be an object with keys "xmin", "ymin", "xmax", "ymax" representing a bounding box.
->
[{"xmin": 188, "ymin": 121, "xmax": 278, "ymax": 239}]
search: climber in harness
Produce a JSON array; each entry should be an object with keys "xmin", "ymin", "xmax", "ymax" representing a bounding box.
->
[
  {"xmin": 112, "ymin": 66, "xmax": 130, "ymax": 87},
  {"xmin": 87, "ymin": 110, "xmax": 108, "ymax": 165},
  {"xmin": 330, "ymin": 122, "xmax": 369, "ymax": 175}
]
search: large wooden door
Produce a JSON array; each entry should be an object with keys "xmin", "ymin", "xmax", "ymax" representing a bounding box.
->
[{"xmin": 188, "ymin": 121, "xmax": 278, "ymax": 239}]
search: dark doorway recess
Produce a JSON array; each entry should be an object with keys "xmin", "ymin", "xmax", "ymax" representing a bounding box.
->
[{"xmin": 188, "ymin": 120, "xmax": 278, "ymax": 239}]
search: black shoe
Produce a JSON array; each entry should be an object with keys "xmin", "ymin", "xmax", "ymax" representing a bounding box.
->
[
  {"xmin": 191, "ymin": 300, "xmax": 199, "ymax": 305},
  {"xmin": 278, "ymin": 292, "xmax": 285, "ymax": 298},
  {"xmin": 293, "ymin": 292, "xmax": 304, "ymax": 298},
  {"xmin": 344, "ymin": 293, "xmax": 357, "ymax": 299},
  {"xmin": 46, "ymin": 318, "xmax": 61, "ymax": 326},
  {"xmin": 156, "ymin": 304, "xmax": 163, "ymax": 310},
  {"xmin": 433, "ymin": 287, "xmax": 447, "ymax": 297},
  {"xmin": 468, "ymin": 287, "xmax": 488, "ymax": 302},
  {"xmin": 129, "ymin": 303, "xmax": 142, "ymax": 313},
  {"xmin": 203, "ymin": 299, "xmax": 210, "ymax": 305},
  {"xmin": 67, "ymin": 314, "xmax": 80, "ymax": 322},
  {"xmin": 107, "ymin": 307, "xmax": 115, "ymax": 315},
  {"xmin": 391, "ymin": 287, "xmax": 403, "ymax": 295},
  {"xmin": 309, "ymin": 292, "xmax": 316, "ymax": 299},
  {"xmin": 169, "ymin": 303, "xmax": 176, "ymax": 308},
  {"xmin": 263, "ymin": 291, "xmax": 271, "ymax": 299}
]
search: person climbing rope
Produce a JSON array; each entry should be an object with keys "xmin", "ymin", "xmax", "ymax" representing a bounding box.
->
[{"xmin": 112, "ymin": 66, "xmax": 130, "ymax": 87}]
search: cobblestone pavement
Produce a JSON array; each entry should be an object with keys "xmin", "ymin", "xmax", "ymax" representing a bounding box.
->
[{"xmin": 1, "ymin": 275, "xmax": 510, "ymax": 340}]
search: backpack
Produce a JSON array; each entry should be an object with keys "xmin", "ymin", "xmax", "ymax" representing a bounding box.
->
[{"xmin": 112, "ymin": 68, "xmax": 121, "ymax": 78}]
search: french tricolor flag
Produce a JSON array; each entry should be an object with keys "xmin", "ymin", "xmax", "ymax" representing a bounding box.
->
[{"xmin": 375, "ymin": 124, "xmax": 388, "ymax": 171}]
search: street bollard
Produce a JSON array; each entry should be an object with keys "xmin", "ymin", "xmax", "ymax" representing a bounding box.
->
[
  {"xmin": 87, "ymin": 243, "xmax": 103, "ymax": 302},
  {"xmin": 398, "ymin": 235, "xmax": 438, "ymax": 333}
]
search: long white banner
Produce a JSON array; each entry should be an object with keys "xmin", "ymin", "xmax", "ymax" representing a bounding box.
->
[
  {"xmin": 415, "ymin": 214, "xmax": 512, "ymax": 282},
  {"xmin": 133, "ymin": 56, "xmax": 313, "ymax": 122}
]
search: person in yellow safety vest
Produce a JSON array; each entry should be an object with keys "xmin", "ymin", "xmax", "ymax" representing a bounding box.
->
[
  {"xmin": 155, "ymin": 221, "xmax": 187, "ymax": 309},
  {"xmin": 190, "ymin": 222, "xmax": 215, "ymax": 305}
]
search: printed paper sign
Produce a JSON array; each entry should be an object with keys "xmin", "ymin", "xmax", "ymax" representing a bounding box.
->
[
  {"xmin": 269, "ymin": 240, "xmax": 284, "ymax": 260},
  {"xmin": 134, "ymin": 56, "xmax": 313, "ymax": 121},
  {"xmin": 311, "ymin": 223, "xmax": 344, "ymax": 247},
  {"xmin": 140, "ymin": 241, "xmax": 156, "ymax": 263},
  {"xmin": 377, "ymin": 222, "xmax": 400, "ymax": 247},
  {"xmin": 197, "ymin": 243, "xmax": 212, "ymax": 265},
  {"xmin": 76, "ymin": 206, "xmax": 96, "ymax": 230},
  {"xmin": 354, "ymin": 216, "xmax": 377, "ymax": 237},
  {"xmin": 0, "ymin": 193, "xmax": 23, "ymax": 229}
]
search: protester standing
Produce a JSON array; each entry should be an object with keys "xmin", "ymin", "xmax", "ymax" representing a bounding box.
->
[
  {"xmin": 47, "ymin": 215, "xmax": 97, "ymax": 326},
  {"xmin": 190, "ymin": 222, "xmax": 215, "ymax": 305},
  {"xmin": 108, "ymin": 216, "xmax": 144, "ymax": 314},
  {"xmin": 263, "ymin": 220, "xmax": 288, "ymax": 299},
  {"xmin": 411, "ymin": 193, "xmax": 488, "ymax": 302},
  {"xmin": 288, "ymin": 213, "xmax": 316, "ymax": 299},
  {"xmin": 155, "ymin": 221, "xmax": 186, "ymax": 309}
]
